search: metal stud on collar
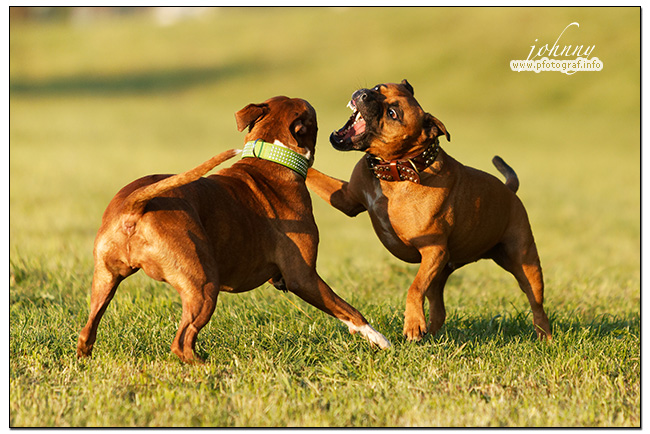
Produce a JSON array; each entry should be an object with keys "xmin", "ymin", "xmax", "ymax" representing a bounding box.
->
[{"xmin": 366, "ymin": 142, "xmax": 440, "ymax": 184}]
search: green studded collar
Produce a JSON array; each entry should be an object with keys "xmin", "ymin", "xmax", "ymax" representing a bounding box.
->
[{"xmin": 241, "ymin": 139, "xmax": 310, "ymax": 179}]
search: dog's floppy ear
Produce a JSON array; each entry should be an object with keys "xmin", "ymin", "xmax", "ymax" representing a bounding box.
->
[
  {"xmin": 401, "ymin": 79, "xmax": 414, "ymax": 96},
  {"xmin": 424, "ymin": 113, "xmax": 451, "ymax": 142},
  {"xmin": 235, "ymin": 103, "xmax": 269, "ymax": 132}
]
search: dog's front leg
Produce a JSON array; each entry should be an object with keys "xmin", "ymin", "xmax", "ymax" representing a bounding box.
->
[
  {"xmin": 313, "ymin": 275, "xmax": 392, "ymax": 350},
  {"xmin": 279, "ymin": 247, "xmax": 391, "ymax": 350},
  {"xmin": 403, "ymin": 245, "xmax": 449, "ymax": 341},
  {"xmin": 306, "ymin": 168, "xmax": 366, "ymax": 217}
]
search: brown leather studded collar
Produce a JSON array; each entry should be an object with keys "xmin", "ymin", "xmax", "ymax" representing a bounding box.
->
[{"xmin": 366, "ymin": 142, "xmax": 441, "ymax": 184}]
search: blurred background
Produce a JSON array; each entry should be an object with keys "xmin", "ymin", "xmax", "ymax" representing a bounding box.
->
[{"xmin": 10, "ymin": 7, "xmax": 639, "ymax": 306}]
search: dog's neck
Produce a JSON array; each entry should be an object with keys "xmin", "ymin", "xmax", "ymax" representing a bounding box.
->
[
  {"xmin": 241, "ymin": 139, "xmax": 310, "ymax": 179},
  {"xmin": 366, "ymin": 142, "xmax": 441, "ymax": 184}
]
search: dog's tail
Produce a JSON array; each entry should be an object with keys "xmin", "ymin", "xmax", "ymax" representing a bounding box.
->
[
  {"xmin": 492, "ymin": 156, "xmax": 519, "ymax": 193},
  {"xmin": 122, "ymin": 148, "xmax": 241, "ymax": 220}
]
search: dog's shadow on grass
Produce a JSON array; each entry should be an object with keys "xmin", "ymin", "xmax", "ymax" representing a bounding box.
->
[{"xmin": 413, "ymin": 309, "xmax": 640, "ymax": 347}]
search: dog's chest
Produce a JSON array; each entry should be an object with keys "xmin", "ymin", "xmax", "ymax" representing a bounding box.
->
[
  {"xmin": 363, "ymin": 187, "xmax": 394, "ymax": 238},
  {"xmin": 362, "ymin": 182, "xmax": 438, "ymax": 263}
]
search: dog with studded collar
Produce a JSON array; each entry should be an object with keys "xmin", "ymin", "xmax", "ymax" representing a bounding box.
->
[
  {"xmin": 307, "ymin": 80, "xmax": 551, "ymax": 342},
  {"xmin": 77, "ymin": 96, "xmax": 391, "ymax": 364}
]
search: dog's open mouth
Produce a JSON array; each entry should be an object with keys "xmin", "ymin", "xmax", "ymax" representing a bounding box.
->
[{"xmin": 331, "ymin": 100, "xmax": 367, "ymax": 145}]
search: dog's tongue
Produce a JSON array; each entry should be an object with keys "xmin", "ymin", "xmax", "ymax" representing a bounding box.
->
[
  {"xmin": 336, "ymin": 107, "xmax": 366, "ymax": 141},
  {"xmin": 342, "ymin": 119, "xmax": 364, "ymax": 140},
  {"xmin": 353, "ymin": 118, "xmax": 366, "ymax": 134},
  {"xmin": 342, "ymin": 117, "xmax": 365, "ymax": 140}
]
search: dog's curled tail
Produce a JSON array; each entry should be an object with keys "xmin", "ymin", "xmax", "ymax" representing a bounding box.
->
[
  {"xmin": 492, "ymin": 156, "xmax": 519, "ymax": 193},
  {"xmin": 122, "ymin": 148, "xmax": 241, "ymax": 220}
]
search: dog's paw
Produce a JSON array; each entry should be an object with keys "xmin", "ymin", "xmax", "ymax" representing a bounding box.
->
[
  {"xmin": 76, "ymin": 339, "xmax": 93, "ymax": 358},
  {"xmin": 76, "ymin": 346, "xmax": 92, "ymax": 358},
  {"xmin": 403, "ymin": 316, "xmax": 427, "ymax": 342},
  {"xmin": 343, "ymin": 321, "xmax": 392, "ymax": 349},
  {"xmin": 172, "ymin": 347, "xmax": 206, "ymax": 365},
  {"xmin": 362, "ymin": 324, "xmax": 392, "ymax": 350}
]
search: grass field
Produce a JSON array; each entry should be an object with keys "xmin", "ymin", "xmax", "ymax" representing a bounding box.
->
[{"xmin": 9, "ymin": 7, "xmax": 640, "ymax": 427}]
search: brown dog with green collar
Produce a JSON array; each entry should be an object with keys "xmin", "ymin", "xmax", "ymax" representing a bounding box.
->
[
  {"xmin": 307, "ymin": 80, "xmax": 551, "ymax": 342},
  {"xmin": 77, "ymin": 96, "xmax": 390, "ymax": 364}
]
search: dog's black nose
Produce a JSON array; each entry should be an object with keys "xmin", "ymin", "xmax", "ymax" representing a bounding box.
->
[{"xmin": 352, "ymin": 89, "xmax": 370, "ymax": 102}]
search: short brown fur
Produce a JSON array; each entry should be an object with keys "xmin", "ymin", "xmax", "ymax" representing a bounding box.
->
[
  {"xmin": 77, "ymin": 96, "xmax": 389, "ymax": 363},
  {"xmin": 307, "ymin": 80, "xmax": 551, "ymax": 342}
]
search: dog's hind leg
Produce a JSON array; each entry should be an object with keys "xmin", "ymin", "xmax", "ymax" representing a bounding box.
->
[
  {"xmin": 159, "ymin": 235, "xmax": 221, "ymax": 363},
  {"xmin": 77, "ymin": 260, "xmax": 131, "ymax": 358},
  {"xmin": 490, "ymin": 240, "xmax": 552, "ymax": 341},
  {"xmin": 164, "ymin": 255, "xmax": 220, "ymax": 363},
  {"xmin": 169, "ymin": 275, "xmax": 220, "ymax": 364}
]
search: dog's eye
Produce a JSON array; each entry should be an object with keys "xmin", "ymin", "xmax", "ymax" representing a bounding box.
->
[
  {"xmin": 373, "ymin": 85, "xmax": 381, "ymax": 91},
  {"xmin": 387, "ymin": 108, "xmax": 399, "ymax": 120}
]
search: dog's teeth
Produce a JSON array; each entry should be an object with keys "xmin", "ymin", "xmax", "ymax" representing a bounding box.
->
[
  {"xmin": 355, "ymin": 111, "xmax": 361, "ymax": 122},
  {"xmin": 347, "ymin": 100, "xmax": 355, "ymax": 111}
]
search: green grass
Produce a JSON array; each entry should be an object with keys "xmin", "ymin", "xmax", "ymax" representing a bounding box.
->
[{"xmin": 10, "ymin": 7, "xmax": 639, "ymax": 427}]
